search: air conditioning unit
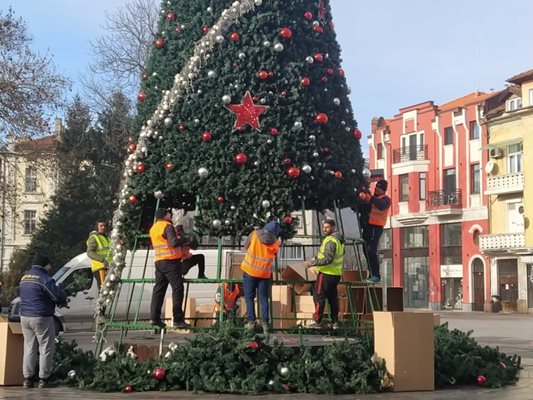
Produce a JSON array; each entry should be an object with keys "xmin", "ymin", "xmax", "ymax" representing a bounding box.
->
[{"xmin": 489, "ymin": 147, "xmax": 503, "ymax": 158}]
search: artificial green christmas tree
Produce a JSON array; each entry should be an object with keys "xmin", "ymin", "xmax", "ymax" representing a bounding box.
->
[{"xmin": 120, "ymin": 0, "xmax": 365, "ymax": 239}]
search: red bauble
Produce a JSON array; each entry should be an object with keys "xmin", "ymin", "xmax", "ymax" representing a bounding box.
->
[
  {"xmin": 232, "ymin": 63, "xmax": 239, "ymax": 69},
  {"xmin": 313, "ymin": 26, "xmax": 323, "ymax": 33},
  {"xmin": 247, "ymin": 341, "xmax": 260, "ymax": 350},
  {"xmin": 283, "ymin": 158, "xmax": 292, "ymax": 165},
  {"xmin": 326, "ymin": 68, "xmax": 334, "ymax": 75},
  {"xmin": 154, "ymin": 367, "xmax": 166, "ymax": 380},
  {"xmin": 142, "ymin": 72, "xmax": 149, "ymax": 80},
  {"xmin": 359, "ymin": 192, "xmax": 369, "ymax": 200},
  {"xmin": 338, "ymin": 68, "xmax": 345, "ymax": 76},
  {"xmin": 128, "ymin": 195, "xmax": 138, "ymax": 205},
  {"xmin": 202, "ymin": 131, "xmax": 212, "ymax": 142},
  {"xmin": 279, "ymin": 27, "xmax": 293, "ymax": 39},
  {"xmin": 178, "ymin": 124, "xmax": 186, "ymax": 132},
  {"xmin": 235, "ymin": 152, "xmax": 248, "ymax": 165},
  {"xmin": 268, "ymin": 71, "xmax": 273, "ymax": 78},
  {"xmin": 284, "ymin": 215, "xmax": 293, "ymax": 224},
  {"xmin": 287, "ymin": 167, "xmax": 300, "ymax": 179},
  {"xmin": 280, "ymin": 90, "xmax": 287, "ymax": 97},
  {"xmin": 353, "ymin": 128, "xmax": 362, "ymax": 140},
  {"xmin": 304, "ymin": 11, "xmax": 313, "ymax": 20},
  {"xmin": 476, "ymin": 375, "xmax": 486, "ymax": 385},
  {"xmin": 167, "ymin": 12, "xmax": 176, "ymax": 21},
  {"xmin": 127, "ymin": 143, "xmax": 136, "ymax": 153},
  {"xmin": 138, "ymin": 90, "xmax": 145, "ymax": 102},
  {"xmin": 323, "ymin": 147, "xmax": 330, "ymax": 153},
  {"xmin": 258, "ymin": 70, "xmax": 269, "ymax": 80},
  {"xmin": 175, "ymin": 26, "xmax": 182, "ymax": 33},
  {"xmin": 315, "ymin": 112, "xmax": 329, "ymax": 125},
  {"xmin": 164, "ymin": 162, "xmax": 174, "ymax": 171},
  {"xmin": 270, "ymin": 127, "xmax": 279, "ymax": 136},
  {"xmin": 229, "ymin": 32, "xmax": 240, "ymax": 41},
  {"xmin": 321, "ymin": 76, "xmax": 328, "ymax": 83},
  {"xmin": 202, "ymin": 26, "xmax": 209, "ymax": 33},
  {"xmin": 154, "ymin": 38, "xmax": 165, "ymax": 48},
  {"xmin": 313, "ymin": 53, "xmax": 324, "ymax": 62},
  {"xmin": 217, "ymin": 195, "xmax": 224, "ymax": 203},
  {"xmin": 136, "ymin": 163, "xmax": 145, "ymax": 173},
  {"xmin": 334, "ymin": 171, "xmax": 343, "ymax": 179},
  {"xmin": 300, "ymin": 77, "xmax": 311, "ymax": 86},
  {"xmin": 128, "ymin": 136, "xmax": 134, "ymax": 142},
  {"xmin": 124, "ymin": 385, "xmax": 133, "ymax": 393}
]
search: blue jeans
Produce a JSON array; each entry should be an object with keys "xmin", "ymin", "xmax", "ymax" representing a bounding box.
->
[{"xmin": 243, "ymin": 272, "xmax": 270, "ymax": 323}]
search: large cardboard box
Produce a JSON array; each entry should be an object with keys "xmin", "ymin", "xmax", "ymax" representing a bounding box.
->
[
  {"xmin": 373, "ymin": 312, "xmax": 434, "ymax": 392},
  {"xmin": 165, "ymin": 297, "xmax": 196, "ymax": 325},
  {"xmin": 227, "ymin": 252, "xmax": 245, "ymax": 280},
  {"xmin": 281, "ymin": 263, "xmax": 317, "ymax": 294},
  {"xmin": 195, "ymin": 312, "xmax": 214, "ymax": 327},
  {"xmin": 386, "ymin": 287, "xmax": 404, "ymax": 311},
  {"xmin": 271, "ymin": 301, "xmax": 296, "ymax": 329},
  {"xmin": 295, "ymin": 295, "xmax": 315, "ymax": 313},
  {"xmin": 0, "ymin": 322, "xmax": 24, "ymax": 385}
]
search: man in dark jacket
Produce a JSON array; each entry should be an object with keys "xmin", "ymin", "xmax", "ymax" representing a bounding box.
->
[
  {"xmin": 19, "ymin": 254, "xmax": 67, "ymax": 389},
  {"xmin": 306, "ymin": 219, "xmax": 345, "ymax": 329}
]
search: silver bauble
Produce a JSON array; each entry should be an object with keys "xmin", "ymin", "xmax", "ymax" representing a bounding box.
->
[
  {"xmin": 266, "ymin": 139, "xmax": 272, "ymax": 144},
  {"xmin": 305, "ymin": 56, "xmax": 314, "ymax": 64},
  {"xmin": 362, "ymin": 167, "xmax": 372, "ymax": 179},
  {"xmin": 154, "ymin": 190, "xmax": 164, "ymax": 199},
  {"xmin": 222, "ymin": 95, "xmax": 231, "ymax": 104},
  {"xmin": 254, "ymin": 160, "xmax": 260, "ymax": 166},
  {"xmin": 333, "ymin": 98, "xmax": 341, "ymax": 105},
  {"xmin": 194, "ymin": 118, "xmax": 200, "ymax": 124},
  {"xmin": 216, "ymin": 35, "xmax": 224, "ymax": 43},
  {"xmin": 238, "ymin": 52, "xmax": 246, "ymax": 59},
  {"xmin": 279, "ymin": 366, "xmax": 289, "ymax": 377},
  {"xmin": 312, "ymin": 20, "xmax": 320, "ymax": 27},
  {"xmin": 309, "ymin": 135, "xmax": 316, "ymax": 141},
  {"xmin": 230, "ymin": 205, "xmax": 236, "ymax": 210},
  {"xmin": 273, "ymin": 43, "xmax": 284, "ymax": 52},
  {"xmin": 262, "ymin": 200, "xmax": 271, "ymax": 208},
  {"xmin": 351, "ymin": 169, "xmax": 356, "ymax": 174},
  {"xmin": 263, "ymin": 40, "xmax": 271, "ymax": 47},
  {"xmin": 345, "ymin": 127, "xmax": 351, "ymax": 132},
  {"xmin": 198, "ymin": 167, "xmax": 209, "ymax": 178},
  {"xmin": 341, "ymin": 120, "xmax": 346, "ymax": 125},
  {"xmin": 302, "ymin": 164, "xmax": 312, "ymax": 174},
  {"xmin": 255, "ymin": 0, "xmax": 263, "ymax": 5},
  {"xmin": 68, "ymin": 370, "xmax": 77, "ymax": 379},
  {"xmin": 267, "ymin": 379, "xmax": 275, "ymax": 390},
  {"xmin": 224, "ymin": 219, "xmax": 231, "ymax": 226},
  {"xmin": 164, "ymin": 117, "xmax": 172, "ymax": 127},
  {"xmin": 207, "ymin": 6, "xmax": 212, "ymax": 12},
  {"xmin": 313, "ymin": 152, "xmax": 319, "ymax": 158},
  {"xmin": 293, "ymin": 121, "xmax": 303, "ymax": 129},
  {"xmin": 207, "ymin": 70, "xmax": 216, "ymax": 78},
  {"xmin": 212, "ymin": 219, "xmax": 222, "ymax": 229}
]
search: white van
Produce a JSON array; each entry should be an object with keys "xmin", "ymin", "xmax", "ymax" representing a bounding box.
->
[{"xmin": 8, "ymin": 249, "xmax": 238, "ymax": 332}]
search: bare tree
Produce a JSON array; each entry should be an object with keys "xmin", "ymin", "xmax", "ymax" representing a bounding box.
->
[
  {"xmin": 81, "ymin": 0, "xmax": 159, "ymax": 109},
  {"xmin": 0, "ymin": 9, "xmax": 70, "ymax": 137}
]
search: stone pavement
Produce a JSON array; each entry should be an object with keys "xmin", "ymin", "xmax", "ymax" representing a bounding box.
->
[{"xmin": 0, "ymin": 311, "xmax": 532, "ymax": 399}]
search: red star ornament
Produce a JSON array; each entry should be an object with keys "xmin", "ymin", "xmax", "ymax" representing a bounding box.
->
[{"xmin": 227, "ymin": 91, "xmax": 268, "ymax": 131}]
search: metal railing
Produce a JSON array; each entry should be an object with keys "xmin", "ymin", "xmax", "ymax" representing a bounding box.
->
[
  {"xmin": 427, "ymin": 190, "xmax": 462, "ymax": 209},
  {"xmin": 392, "ymin": 144, "xmax": 428, "ymax": 164}
]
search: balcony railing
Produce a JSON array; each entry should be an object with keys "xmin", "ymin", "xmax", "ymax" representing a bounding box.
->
[
  {"xmin": 485, "ymin": 172, "xmax": 524, "ymax": 195},
  {"xmin": 479, "ymin": 233, "xmax": 525, "ymax": 252},
  {"xmin": 427, "ymin": 190, "xmax": 462, "ymax": 210},
  {"xmin": 392, "ymin": 145, "xmax": 428, "ymax": 164}
]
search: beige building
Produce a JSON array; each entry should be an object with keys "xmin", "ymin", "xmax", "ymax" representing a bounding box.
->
[
  {"xmin": 0, "ymin": 121, "xmax": 61, "ymax": 271},
  {"xmin": 480, "ymin": 69, "xmax": 533, "ymax": 313}
]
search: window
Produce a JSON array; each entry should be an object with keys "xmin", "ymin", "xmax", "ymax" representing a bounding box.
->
[
  {"xmin": 23, "ymin": 210, "xmax": 37, "ymax": 235},
  {"xmin": 471, "ymin": 164, "xmax": 480, "ymax": 194},
  {"xmin": 25, "ymin": 167, "xmax": 37, "ymax": 192},
  {"xmin": 379, "ymin": 228, "xmax": 391, "ymax": 250},
  {"xmin": 508, "ymin": 143, "xmax": 522, "ymax": 173},
  {"xmin": 506, "ymin": 97, "xmax": 522, "ymax": 111},
  {"xmin": 401, "ymin": 226, "xmax": 428, "ymax": 248},
  {"xmin": 280, "ymin": 244, "xmax": 303, "ymax": 260},
  {"xmin": 376, "ymin": 143, "xmax": 383, "ymax": 160},
  {"xmin": 529, "ymin": 89, "xmax": 533, "ymax": 107},
  {"xmin": 443, "ymin": 169, "xmax": 456, "ymax": 193},
  {"xmin": 444, "ymin": 127, "xmax": 453, "ymax": 145},
  {"xmin": 442, "ymin": 223, "xmax": 462, "ymax": 246},
  {"xmin": 469, "ymin": 121, "xmax": 479, "ymax": 140},
  {"xmin": 419, "ymin": 172, "xmax": 426, "ymax": 200},
  {"xmin": 399, "ymin": 174, "xmax": 409, "ymax": 202}
]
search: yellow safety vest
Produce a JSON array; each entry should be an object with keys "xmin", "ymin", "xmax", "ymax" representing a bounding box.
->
[
  {"xmin": 315, "ymin": 235, "xmax": 345, "ymax": 276},
  {"xmin": 87, "ymin": 233, "xmax": 112, "ymax": 272}
]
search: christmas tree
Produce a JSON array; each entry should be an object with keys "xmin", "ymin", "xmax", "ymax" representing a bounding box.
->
[{"xmin": 121, "ymin": 0, "xmax": 365, "ymax": 239}]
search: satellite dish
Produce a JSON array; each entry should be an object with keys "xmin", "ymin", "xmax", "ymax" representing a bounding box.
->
[{"xmin": 485, "ymin": 161, "xmax": 496, "ymax": 175}]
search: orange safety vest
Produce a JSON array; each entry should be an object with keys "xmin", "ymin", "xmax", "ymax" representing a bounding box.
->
[
  {"xmin": 368, "ymin": 194, "xmax": 390, "ymax": 227},
  {"xmin": 240, "ymin": 230, "xmax": 279, "ymax": 279},
  {"xmin": 150, "ymin": 220, "xmax": 182, "ymax": 262}
]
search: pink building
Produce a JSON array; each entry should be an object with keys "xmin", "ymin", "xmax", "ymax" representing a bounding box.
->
[{"xmin": 369, "ymin": 92, "xmax": 493, "ymax": 311}]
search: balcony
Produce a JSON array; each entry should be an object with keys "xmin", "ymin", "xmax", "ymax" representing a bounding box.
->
[
  {"xmin": 426, "ymin": 190, "xmax": 463, "ymax": 215},
  {"xmin": 479, "ymin": 233, "xmax": 527, "ymax": 255},
  {"xmin": 391, "ymin": 145, "xmax": 430, "ymax": 175},
  {"xmin": 485, "ymin": 172, "xmax": 524, "ymax": 195},
  {"xmin": 392, "ymin": 145, "xmax": 428, "ymax": 164}
]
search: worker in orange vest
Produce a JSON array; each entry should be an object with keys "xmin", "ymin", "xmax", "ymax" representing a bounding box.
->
[
  {"xmin": 360, "ymin": 179, "xmax": 391, "ymax": 283},
  {"xmin": 149, "ymin": 208, "xmax": 190, "ymax": 329},
  {"xmin": 240, "ymin": 221, "xmax": 281, "ymax": 334}
]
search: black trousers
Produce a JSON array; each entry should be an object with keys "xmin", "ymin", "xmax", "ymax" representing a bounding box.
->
[
  {"xmin": 182, "ymin": 254, "xmax": 205, "ymax": 278},
  {"xmin": 150, "ymin": 259, "xmax": 184, "ymax": 323},
  {"xmin": 362, "ymin": 224, "xmax": 384, "ymax": 279},
  {"xmin": 313, "ymin": 272, "xmax": 341, "ymax": 323}
]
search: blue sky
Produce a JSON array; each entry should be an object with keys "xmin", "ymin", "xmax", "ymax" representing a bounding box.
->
[{"xmin": 5, "ymin": 0, "xmax": 533, "ymax": 142}]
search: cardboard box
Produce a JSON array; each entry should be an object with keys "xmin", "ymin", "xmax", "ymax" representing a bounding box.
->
[
  {"xmin": 271, "ymin": 301, "xmax": 296, "ymax": 329},
  {"xmin": 295, "ymin": 295, "xmax": 315, "ymax": 313},
  {"xmin": 227, "ymin": 252, "xmax": 245, "ymax": 280},
  {"xmin": 281, "ymin": 263, "xmax": 317, "ymax": 294},
  {"xmin": 0, "ymin": 322, "xmax": 24, "ymax": 385},
  {"xmin": 195, "ymin": 312, "xmax": 214, "ymax": 327},
  {"xmin": 346, "ymin": 286, "xmax": 383, "ymax": 314},
  {"xmin": 342, "ymin": 270, "xmax": 367, "ymax": 282},
  {"xmin": 373, "ymin": 312, "xmax": 434, "ymax": 392},
  {"xmin": 199, "ymin": 303, "xmax": 216, "ymax": 313},
  {"xmin": 386, "ymin": 287, "xmax": 404, "ymax": 311},
  {"xmin": 165, "ymin": 297, "xmax": 196, "ymax": 325}
]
